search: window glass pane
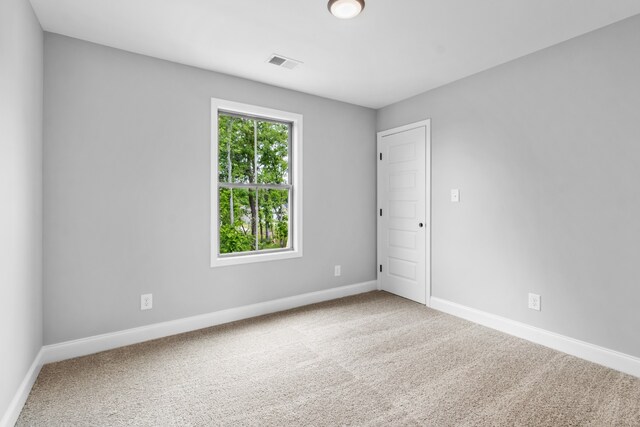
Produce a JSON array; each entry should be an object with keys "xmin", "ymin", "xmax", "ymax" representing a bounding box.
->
[
  {"xmin": 216, "ymin": 107, "xmax": 296, "ymax": 260},
  {"xmin": 258, "ymin": 189, "xmax": 290, "ymax": 250},
  {"xmin": 218, "ymin": 115, "xmax": 256, "ymax": 184},
  {"xmin": 219, "ymin": 187, "xmax": 258, "ymax": 254},
  {"xmin": 257, "ymin": 121, "xmax": 289, "ymax": 185}
]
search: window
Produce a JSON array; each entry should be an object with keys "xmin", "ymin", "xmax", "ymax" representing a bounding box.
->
[{"xmin": 211, "ymin": 99, "xmax": 303, "ymax": 267}]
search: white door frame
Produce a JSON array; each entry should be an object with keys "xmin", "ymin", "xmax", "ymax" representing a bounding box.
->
[{"xmin": 376, "ymin": 119, "xmax": 431, "ymax": 307}]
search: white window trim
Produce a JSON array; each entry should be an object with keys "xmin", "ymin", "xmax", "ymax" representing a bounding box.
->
[{"xmin": 210, "ymin": 98, "xmax": 303, "ymax": 267}]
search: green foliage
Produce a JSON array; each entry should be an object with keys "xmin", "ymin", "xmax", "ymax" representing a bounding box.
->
[
  {"xmin": 218, "ymin": 187, "xmax": 255, "ymax": 253},
  {"xmin": 275, "ymin": 214, "xmax": 289, "ymax": 247},
  {"xmin": 219, "ymin": 224, "xmax": 255, "ymax": 254},
  {"xmin": 218, "ymin": 114, "xmax": 290, "ymax": 254}
]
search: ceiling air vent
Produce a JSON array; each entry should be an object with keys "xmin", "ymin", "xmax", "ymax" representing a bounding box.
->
[{"xmin": 267, "ymin": 54, "xmax": 302, "ymax": 70}]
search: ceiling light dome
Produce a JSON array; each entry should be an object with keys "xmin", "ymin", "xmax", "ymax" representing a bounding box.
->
[{"xmin": 328, "ymin": 0, "xmax": 365, "ymax": 19}]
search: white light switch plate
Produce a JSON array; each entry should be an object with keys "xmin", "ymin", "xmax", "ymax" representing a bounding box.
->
[{"xmin": 451, "ymin": 189, "xmax": 460, "ymax": 202}]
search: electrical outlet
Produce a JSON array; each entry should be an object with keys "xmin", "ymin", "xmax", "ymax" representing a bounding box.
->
[
  {"xmin": 141, "ymin": 294, "xmax": 153, "ymax": 310},
  {"xmin": 528, "ymin": 293, "xmax": 541, "ymax": 311},
  {"xmin": 334, "ymin": 265, "xmax": 341, "ymax": 277}
]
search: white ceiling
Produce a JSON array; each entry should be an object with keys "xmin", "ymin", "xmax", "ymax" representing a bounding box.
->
[{"xmin": 30, "ymin": 0, "xmax": 640, "ymax": 109}]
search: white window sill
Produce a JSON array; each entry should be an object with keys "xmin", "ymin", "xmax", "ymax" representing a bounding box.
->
[{"xmin": 211, "ymin": 249, "xmax": 302, "ymax": 267}]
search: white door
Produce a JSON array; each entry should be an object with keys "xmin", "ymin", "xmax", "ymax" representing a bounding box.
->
[{"xmin": 377, "ymin": 120, "xmax": 430, "ymax": 305}]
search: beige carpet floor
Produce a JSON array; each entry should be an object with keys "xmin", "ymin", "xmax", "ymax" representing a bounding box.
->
[{"xmin": 17, "ymin": 291, "xmax": 640, "ymax": 426}]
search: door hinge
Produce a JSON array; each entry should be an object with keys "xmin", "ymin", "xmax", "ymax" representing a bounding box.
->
[
  {"xmin": 379, "ymin": 208, "xmax": 382, "ymax": 216},
  {"xmin": 379, "ymin": 264, "xmax": 382, "ymax": 273},
  {"xmin": 379, "ymin": 153, "xmax": 382, "ymax": 160}
]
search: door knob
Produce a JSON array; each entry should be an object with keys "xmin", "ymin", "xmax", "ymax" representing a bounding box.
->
[{"xmin": 419, "ymin": 223, "xmax": 424, "ymax": 228}]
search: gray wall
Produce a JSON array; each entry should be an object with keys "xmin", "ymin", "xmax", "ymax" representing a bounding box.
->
[
  {"xmin": 0, "ymin": 0, "xmax": 43, "ymax": 418},
  {"xmin": 43, "ymin": 34, "xmax": 376, "ymax": 344},
  {"xmin": 378, "ymin": 15, "xmax": 640, "ymax": 358}
]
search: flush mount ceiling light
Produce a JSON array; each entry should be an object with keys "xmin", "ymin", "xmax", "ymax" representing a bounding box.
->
[{"xmin": 328, "ymin": 0, "xmax": 365, "ymax": 19}]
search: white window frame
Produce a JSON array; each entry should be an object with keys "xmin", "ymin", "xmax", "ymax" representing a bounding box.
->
[{"xmin": 211, "ymin": 98, "xmax": 303, "ymax": 267}]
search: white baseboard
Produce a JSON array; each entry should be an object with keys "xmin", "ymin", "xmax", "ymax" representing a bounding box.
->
[
  {"xmin": 42, "ymin": 281, "xmax": 378, "ymax": 364},
  {"xmin": 430, "ymin": 297, "xmax": 640, "ymax": 379},
  {"xmin": 0, "ymin": 349, "xmax": 43, "ymax": 427}
]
